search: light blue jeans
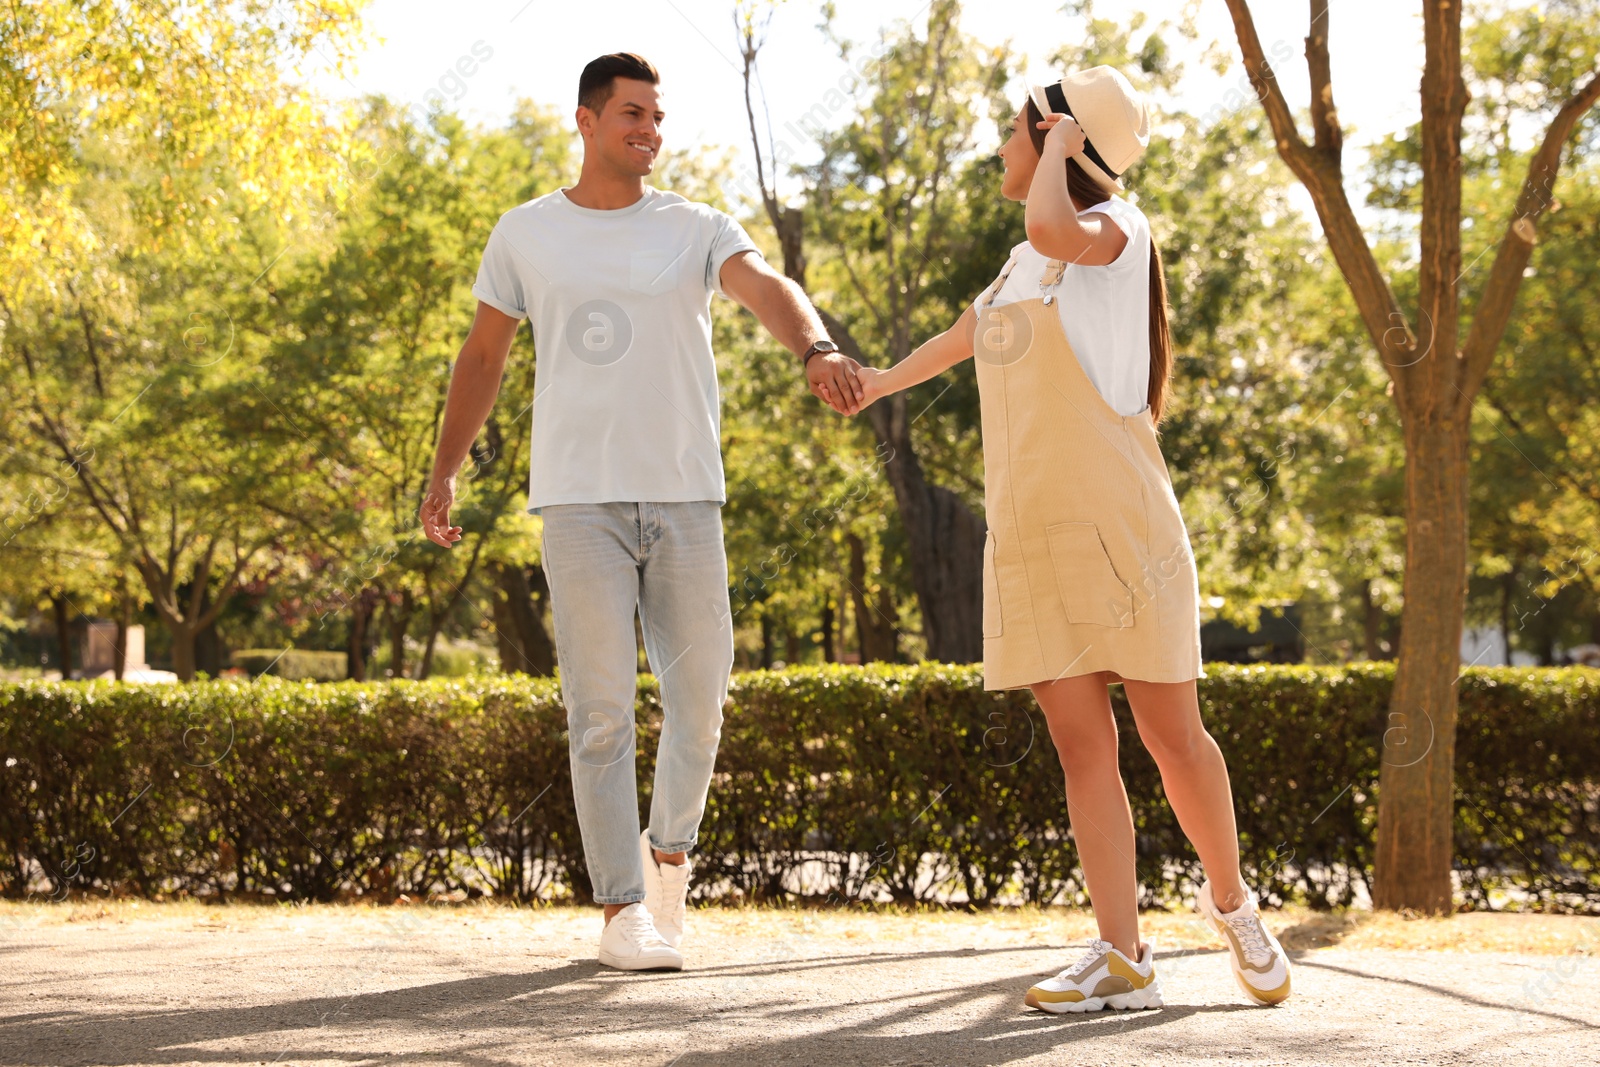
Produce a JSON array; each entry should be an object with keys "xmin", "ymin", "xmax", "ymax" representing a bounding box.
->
[{"xmin": 539, "ymin": 501, "xmax": 734, "ymax": 904}]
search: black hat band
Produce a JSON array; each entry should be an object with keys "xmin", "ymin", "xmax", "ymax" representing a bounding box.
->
[{"xmin": 1043, "ymin": 82, "xmax": 1121, "ymax": 181}]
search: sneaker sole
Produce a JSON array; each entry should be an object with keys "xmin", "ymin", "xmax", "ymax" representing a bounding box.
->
[
  {"xmin": 597, "ymin": 949, "xmax": 683, "ymax": 972},
  {"xmin": 1025, "ymin": 978, "xmax": 1163, "ymax": 1013},
  {"xmin": 1199, "ymin": 905, "xmax": 1292, "ymax": 1006}
]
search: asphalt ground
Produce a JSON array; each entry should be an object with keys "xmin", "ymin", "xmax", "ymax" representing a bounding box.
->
[{"xmin": 1, "ymin": 901, "xmax": 1596, "ymax": 1066}]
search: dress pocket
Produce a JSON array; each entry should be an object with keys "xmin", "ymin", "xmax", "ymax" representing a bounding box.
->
[
  {"xmin": 629, "ymin": 247, "xmax": 687, "ymax": 295},
  {"xmin": 982, "ymin": 531, "xmax": 1003, "ymax": 638},
  {"xmin": 1045, "ymin": 522, "xmax": 1134, "ymax": 628}
]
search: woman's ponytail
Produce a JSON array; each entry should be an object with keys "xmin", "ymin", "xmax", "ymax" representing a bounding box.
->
[
  {"xmin": 1146, "ymin": 240, "xmax": 1172, "ymax": 426},
  {"xmin": 1025, "ymin": 95, "xmax": 1171, "ymax": 425}
]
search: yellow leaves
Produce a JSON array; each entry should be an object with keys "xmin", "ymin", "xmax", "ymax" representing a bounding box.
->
[{"xmin": 2, "ymin": 0, "xmax": 368, "ymax": 295}]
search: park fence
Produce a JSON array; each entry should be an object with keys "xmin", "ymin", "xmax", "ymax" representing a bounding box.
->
[{"xmin": 1, "ymin": 663, "xmax": 1596, "ymax": 911}]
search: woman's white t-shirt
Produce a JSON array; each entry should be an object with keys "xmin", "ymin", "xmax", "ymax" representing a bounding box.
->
[{"xmin": 975, "ymin": 197, "xmax": 1151, "ymax": 417}]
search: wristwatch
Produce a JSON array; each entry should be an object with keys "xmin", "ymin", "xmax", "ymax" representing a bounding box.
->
[{"xmin": 803, "ymin": 339, "xmax": 840, "ymax": 366}]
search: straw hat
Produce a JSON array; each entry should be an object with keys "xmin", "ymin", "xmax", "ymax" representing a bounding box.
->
[{"xmin": 1028, "ymin": 66, "xmax": 1150, "ymax": 190}]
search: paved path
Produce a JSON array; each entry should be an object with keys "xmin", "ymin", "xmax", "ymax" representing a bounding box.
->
[{"xmin": 1, "ymin": 903, "xmax": 1596, "ymax": 1066}]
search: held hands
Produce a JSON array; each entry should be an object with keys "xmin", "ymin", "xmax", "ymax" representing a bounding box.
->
[
  {"xmin": 1037, "ymin": 112, "xmax": 1086, "ymax": 159},
  {"xmin": 806, "ymin": 350, "xmax": 871, "ymax": 416},
  {"xmin": 815, "ymin": 364, "xmax": 889, "ymax": 415}
]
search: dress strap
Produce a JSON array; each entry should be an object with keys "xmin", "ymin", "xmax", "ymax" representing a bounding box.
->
[
  {"xmin": 979, "ymin": 250, "xmax": 1069, "ymax": 312},
  {"xmin": 978, "ymin": 252, "xmax": 1021, "ymax": 313},
  {"xmin": 1038, "ymin": 258, "xmax": 1068, "ymax": 305}
]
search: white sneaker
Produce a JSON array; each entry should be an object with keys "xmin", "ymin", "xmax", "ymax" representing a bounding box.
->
[
  {"xmin": 597, "ymin": 901, "xmax": 682, "ymax": 972},
  {"xmin": 640, "ymin": 830, "xmax": 692, "ymax": 949},
  {"xmin": 1024, "ymin": 938, "xmax": 1163, "ymax": 1013},
  {"xmin": 1197, "ymin": 879, "xmax": 1291, "ymax": 1005}
]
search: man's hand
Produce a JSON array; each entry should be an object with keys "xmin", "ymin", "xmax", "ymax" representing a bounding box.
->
[
  {"xmin": 806, "ymin": 351, "xmax": 865, "ymax": 415},
  {"xmin": 420, "ymin": 301, "xmax": 518, "ymax": 550},
  {"xmin": 420, "ymin": 478, "xmax": 462, "ymax": 547}
]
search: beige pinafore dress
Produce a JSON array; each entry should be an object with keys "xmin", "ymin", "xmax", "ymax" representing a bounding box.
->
[{"xmin": 973, "ymin": 250, "xmax": 1204, "ymax": 690}]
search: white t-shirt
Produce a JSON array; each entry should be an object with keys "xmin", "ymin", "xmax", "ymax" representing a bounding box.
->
[
  {"xmin": 976, "ymin": 197, "xmax": 1151, "ymax": 416},
  {"xmin": 471, "ymin": 186, "xmax": 760, "ymax": 513}
]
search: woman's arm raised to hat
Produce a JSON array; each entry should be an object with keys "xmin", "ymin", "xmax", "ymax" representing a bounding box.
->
[{"xmin": 1024, "ymin": 113, "xmax": 1129, "ymax": 268}]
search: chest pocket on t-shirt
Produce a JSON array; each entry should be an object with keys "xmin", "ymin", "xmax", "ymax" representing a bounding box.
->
[{"xmin": 629, "ymin": 247, "xmax": 689, "ymax": 296}]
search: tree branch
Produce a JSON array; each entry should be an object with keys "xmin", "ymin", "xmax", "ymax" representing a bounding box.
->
[
  {"xmin": 187, "ymin": 536, "xmax": 218, "ymax": 621},
  {"xmin": 1457, "ymin": 67, "xmax": 1600, "ymax": 410},
  {"xmin": 1223, "ymin": 0, "xmax": 1418, "ymax": 401},
  {"xmin": 1306, "ymin": 0, "xmax": 1342, "ymax": 155},
  {"xmin": 195, "ymin": 539, "xmax": 264, "ymax": 631},
  {"xmin": 1221, "ymin": 0, "xmax": 1310, "ymax": 161},
  {"xmin": 1414, "ymin": 0, "xmax": 1469, "ymax": 421}
]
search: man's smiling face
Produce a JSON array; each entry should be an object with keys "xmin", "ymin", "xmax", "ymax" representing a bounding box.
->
[{"xmin": 580, "ymin": 77, "xmax": 663, "ymax": 177}]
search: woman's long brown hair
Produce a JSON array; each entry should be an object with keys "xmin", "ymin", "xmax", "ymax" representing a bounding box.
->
[{"xmin": 1025, "ymin": 96, "xmax": 1172, "ymax": 424}]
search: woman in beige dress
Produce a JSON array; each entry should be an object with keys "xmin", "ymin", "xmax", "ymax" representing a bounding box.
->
[{"xmin": 828, "ymin": 67, "xmax": 1293, "ymax": 1013}]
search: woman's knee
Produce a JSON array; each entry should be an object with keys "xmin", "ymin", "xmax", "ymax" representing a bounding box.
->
[
  {"xmin": 1051, "ymin": 728, "xmax": 1120, "ymax": 781},
  {"xmin": 1137, "ymin": 715, "xmax": 1213, "ymax": 767},
  {"xmin": 1033, "ymin": 678, "xmax": 1119, "ymax": 775}
]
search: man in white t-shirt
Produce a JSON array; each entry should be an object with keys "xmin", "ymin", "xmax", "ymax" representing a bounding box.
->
[{"xmin": 420, "ymin": 53, "xmax": 864, "ymax": 972}]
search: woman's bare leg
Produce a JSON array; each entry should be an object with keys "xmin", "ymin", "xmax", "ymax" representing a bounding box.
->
[
  {"xmin": 1122, "ymin": 678, "xmax": 1249, "ymax": 911},
  {"xmin": 1031, "ymin": 671, "xmax": 1141, "ymax": 959}
]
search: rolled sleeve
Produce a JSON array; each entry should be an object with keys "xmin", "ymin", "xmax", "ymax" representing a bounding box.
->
[
  {"xmin": 705, "ymin": 211, "xmax": 762, "ymax": 299},
  {"xmin": 472, "ymin": 226, "xmax": 529, "ymax": 319}
]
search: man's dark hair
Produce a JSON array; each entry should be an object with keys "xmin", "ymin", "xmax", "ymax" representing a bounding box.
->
[{"xmin": 578, "ymin": 53, "xmax": 660, "ymax": 115}]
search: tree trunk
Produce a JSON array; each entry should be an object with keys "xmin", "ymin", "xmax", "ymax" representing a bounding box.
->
[
  {"xmin": 187, "ymin": 579, "xmax": 225, "ymax": 678},
  {"xmin": 348, "ymin": 590, "xmax": 371, "ymax": 682},
  {"xmin": 877, "ymin": 588, "xmax": 901, "ymax": 662},
  {"xmin": 820, "ymin": 595, "xmax": 835, "ymax": 664},
  {"xmin": 387, "ymin": 591, "xmax": 412, "ymax": 679},
  {"xmin": 169, "ymin": 620, "xmax": 198, "ymax": 682},
  {"xmin": 195, "ymin": 612, "xmax": 223, "ymax": 677},
  {"xmin": 114, "ymin": 582, "xmax": 131, "ymax": 681},
  {"xmin": 491, "ymin": 562, "xmax": 555, "ymax": 676},
  {"xmin": 876, "ymin": 439, "xmax": 984, "ymax": 663},
  {"xmin": 492, "ymin": 586, "xmax": 518, "ymax": 675},
  {"xmin": 1499, "ymin": 571, "xmax": 1514, "ymax": 666},
  {"xmin": 822, "ymin": 310, "xmax": 986, "ymax": 664},
  {"xmin": 419, "ymin": 621, "xmax": 441, "ymax": 679},
  {"xmin": 51, "ymin": 595, "xmax": 73, "ymax": 680},
  {"xmin": 759, "ymin": 613, "xmax": 774, "ymax": 670},
  {"xmin": 1374, "ymin": 421, "xmax": 1469, "ymax": 915},
  {"xmin": 1361, "ymin": 579, "xmax": 1385, "ymax": 660},
  {"xmin": 1221, "ymin": 0, "xmax": 1600, "ymax": 913},
  {"xmin": 848, "ymin": 532, "xmax": 900, "ymax": 662}
]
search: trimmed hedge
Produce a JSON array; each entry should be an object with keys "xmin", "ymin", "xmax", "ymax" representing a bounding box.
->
[
  {"xmin": 0, "ymin": 664, "xmax": 1595, "ymax": 910},
  {"xmin": 231, "ymin": 648, "xmax": 349, "ymax": 682}
]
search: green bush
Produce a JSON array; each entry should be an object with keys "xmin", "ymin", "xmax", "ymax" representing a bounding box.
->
[
  {"xmin": 426, "ymin": 642, "xmax": 496, "ymax": 678},
  {"xmin": 231, "ymin": 649, "xmax": 348, "ymax": 682},
  {"xmin": 0, "ymin": 664, "xmax": 1595, "ymax": 910}
]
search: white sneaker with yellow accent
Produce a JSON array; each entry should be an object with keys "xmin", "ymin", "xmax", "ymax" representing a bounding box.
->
[
  {"xmin": 1197, "ymin": 879, "xmax": 1292, "ymax": 1005},
  {"xmin": 1024, "ymin": 938, "xmax": 1163, "ymax": 1013}
]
